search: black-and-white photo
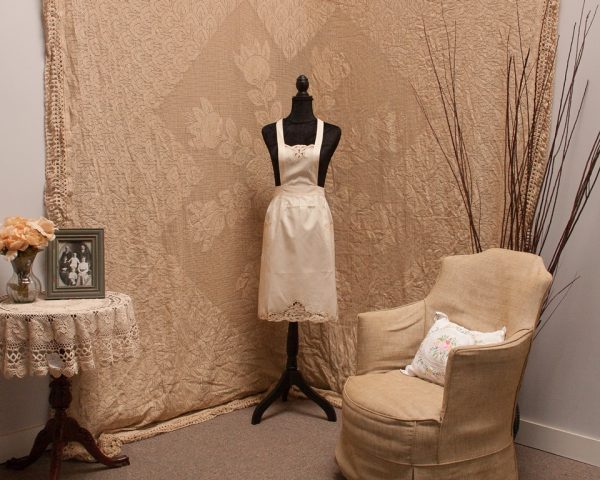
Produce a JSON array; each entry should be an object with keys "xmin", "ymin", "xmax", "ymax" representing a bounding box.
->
[
  {"xmin": 57, "ymin": 241, "xmax": 94, "ymax": 287},
  {"xmin": 46, "ymin": 228, "xmax": 105, "ymax": 299}
]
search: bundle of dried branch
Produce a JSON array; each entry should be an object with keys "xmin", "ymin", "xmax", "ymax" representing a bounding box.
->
[{"xmin": 417, "ymin": 1, "xmax": 600, "ymax": 319}]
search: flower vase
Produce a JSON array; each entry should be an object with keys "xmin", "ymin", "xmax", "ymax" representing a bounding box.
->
[{"xmin": 6, "ymin": 247, "xmax": 42, "ymax": 303}]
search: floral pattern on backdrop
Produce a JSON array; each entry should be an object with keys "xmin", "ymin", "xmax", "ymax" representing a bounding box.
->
[{"xmin": 43, "ymin": 0, "xmax": 559, "ymax": 454}]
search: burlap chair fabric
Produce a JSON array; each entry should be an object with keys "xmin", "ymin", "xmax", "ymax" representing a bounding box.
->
[{"xmin": 335, "ymin": 248, "xmax": 552, "ymax": 480}]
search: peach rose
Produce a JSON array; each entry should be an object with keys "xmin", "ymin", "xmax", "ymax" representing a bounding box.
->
[
  {"xmin": 23, "ymin": 229, "xmax": 45, "ymax": 248},
  {"xmin": 28, "ymin": 217, "xmax": 57, "ymax": 240},
  {"xmin": 5, "ymin": 236, "xmax": 27, "ymax": 252},
  {"xmin": 0, "ymin": 216, "xmax": 56, "ymax": 258},
  {"xmin": 4, "ymin": 216, "xmax": 28, "ymax": 227}
]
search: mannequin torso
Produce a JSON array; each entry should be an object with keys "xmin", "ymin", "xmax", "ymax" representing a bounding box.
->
[
  {"xmin": 261, "ymin": 76, "xmax": 341, "ymax": 187},
  {"xmin": 261, "ymin": 119, "xmax": 341, "ymax": 187}
]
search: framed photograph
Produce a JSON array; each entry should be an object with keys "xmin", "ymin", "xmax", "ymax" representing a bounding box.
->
[{"xmin": 46, "ymin": 228, "xmax": 105, "ymax": 299}]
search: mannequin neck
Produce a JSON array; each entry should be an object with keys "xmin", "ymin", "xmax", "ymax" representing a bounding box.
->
[{"xmin": 285, "ymin": 97, "xmax": 316, "ymax": 124}]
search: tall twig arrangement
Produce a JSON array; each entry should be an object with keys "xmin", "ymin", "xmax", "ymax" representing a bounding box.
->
[
  {"xmin": 417, "ymin": 1, "xmax": 600, "ymax": 319},
  {"xmin": 531, "ymin": 6, "xmax": 600, "ymax": 274},
  {"xmin": 415, "ymin": 19, "xmax": 482, "ymax": 253}
]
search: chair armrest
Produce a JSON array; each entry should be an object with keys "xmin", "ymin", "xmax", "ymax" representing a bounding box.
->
[
  {"xmin": 437, "ymin": 330, "xmax": 533, "ymax": 461},
  {"xmin": 356, "ymin": 300, "xmax": 426, "ymax": 375}
]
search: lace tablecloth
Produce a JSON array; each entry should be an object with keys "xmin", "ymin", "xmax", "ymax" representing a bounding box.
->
[{"xmin": 0, "ymin": 292, "xmax": 139, "ymax": 378}]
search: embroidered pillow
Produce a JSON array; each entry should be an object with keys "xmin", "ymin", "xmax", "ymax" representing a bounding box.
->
[{"xmin": 401, "ymin": 312, "xmax": 506, "ymax": 386}]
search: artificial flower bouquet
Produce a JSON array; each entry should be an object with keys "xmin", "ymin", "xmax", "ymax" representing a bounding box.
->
[{"xmin": 0, "ymin": 216, "xmax": 57, "ymax": 260}]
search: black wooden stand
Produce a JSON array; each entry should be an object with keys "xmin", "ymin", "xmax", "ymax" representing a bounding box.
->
[
  {"xmin": 5, "ymin": 375, "xmax": 129, "ymax": 479},
  {"xmin": 251, "ymin": 322, "xmax": 336, "ymax": 424}
]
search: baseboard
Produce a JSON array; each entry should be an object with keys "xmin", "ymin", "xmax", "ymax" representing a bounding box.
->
[
  {"xmin": 517, "ymin": 418, "xmax": 600, "ymax": 467},
  {"xmin": 0, "ymin": 423, "xmax": 46, "ymax": 463}
]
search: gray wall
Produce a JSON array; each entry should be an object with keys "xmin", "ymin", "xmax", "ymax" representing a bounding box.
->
[
  {"xmin": 0, "ymin": 0, "xmax": 49, "ymax": 460},
  {"xmin": 0, "ymin": 0, "xmax": 598, "ymax": 464},
  {"xmin": 518, "ymin": 1, "xmax": 600, "ymax": 466}
]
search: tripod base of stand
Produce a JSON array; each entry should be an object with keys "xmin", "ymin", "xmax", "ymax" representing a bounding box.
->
[
  {"xmin": 4, "ymin": 375, "xmax": 129, "ymax": 480},
  {"xmin": 252, "ymin": 367, "xmax": 337, "ymax": 425}
]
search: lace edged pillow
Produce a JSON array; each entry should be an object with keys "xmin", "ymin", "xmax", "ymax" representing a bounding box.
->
[{"xmin": 401, "ymin": 312, "xmax": 506, "ymax": 386}]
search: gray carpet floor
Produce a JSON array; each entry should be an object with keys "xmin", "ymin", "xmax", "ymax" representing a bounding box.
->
[{"xmin": 2, "ymin": 400, "xmax": 599, "ymax": 479}]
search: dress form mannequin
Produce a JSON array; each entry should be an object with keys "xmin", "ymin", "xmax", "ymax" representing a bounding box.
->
[{"xmin": 252, "ymin": 75, "xmax": 340, "ymax": 425}]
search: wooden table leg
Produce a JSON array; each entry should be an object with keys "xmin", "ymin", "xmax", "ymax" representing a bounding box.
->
[
  {"xmin": 3, "ymin": 422, "xmax": 53, "ymax": 470},
  {"xmin": 5, "ymin": 375, "xmax": 129, "ymax": 477}
]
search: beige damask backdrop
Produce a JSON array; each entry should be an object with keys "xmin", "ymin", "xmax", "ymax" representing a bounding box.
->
[{"xmin": 43, "ymin": 0, "xmax": 558, "ymax": 451}]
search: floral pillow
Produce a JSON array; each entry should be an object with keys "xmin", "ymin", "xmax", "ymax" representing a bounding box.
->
[{"xmin": 401, "ymin": 312, "xmax": 506, "ymax": 386}]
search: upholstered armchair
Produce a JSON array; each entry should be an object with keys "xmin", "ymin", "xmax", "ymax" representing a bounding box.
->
[{"xmin": 335, "ymin": 248, "xmax": 552, "ymax": 480}]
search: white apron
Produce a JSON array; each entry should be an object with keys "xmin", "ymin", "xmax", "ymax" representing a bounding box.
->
[{"xmin": 257, "ymin": 119, "xmax": 337, "ymax": 323}]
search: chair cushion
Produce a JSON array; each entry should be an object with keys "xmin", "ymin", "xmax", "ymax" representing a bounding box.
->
[
  {"xmin": 341, "ymin": 371, "xmax": 444, "ymax": 465},
  {"xmin": 344, "ymin": 370, "xmax": 444, "ymax": 421}
]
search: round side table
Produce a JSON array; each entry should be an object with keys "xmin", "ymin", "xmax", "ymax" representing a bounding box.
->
[{"xmin": 0, "ymin": 292, "xmax": 140, "ymax": 479}]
